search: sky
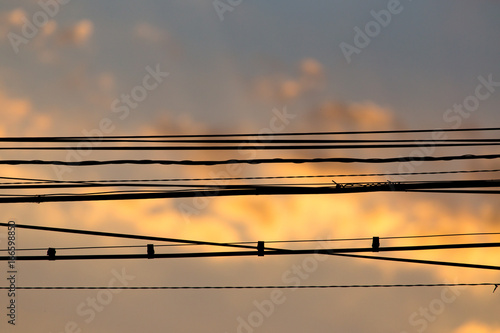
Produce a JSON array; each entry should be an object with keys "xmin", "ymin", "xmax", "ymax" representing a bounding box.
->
[{"xmin": 0, "ymin": 0, "xmax": 500, "ymax": 332}]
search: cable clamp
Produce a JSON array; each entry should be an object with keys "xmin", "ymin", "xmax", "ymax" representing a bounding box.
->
[
  {"xmin": 147, "ymin": 244, "xmax": 155, "ymax": 259},
  {"xmin": 372, "ymin": 237, "xmax": 380, "ymax": 252},
  {"xmin": 47, "ymin": 247, "xmax": 56, "ymax": 260},
  {"xmin": 257, "ymin": 241, "xmax": 264, "ymax": 257}
]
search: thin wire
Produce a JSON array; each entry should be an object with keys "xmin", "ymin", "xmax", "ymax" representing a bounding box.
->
[
  {"xmin": 407, "ymin": 189, "xmax": 500, "ymax": 194},
  {"xmin": 2, "ymin": 283, "xmax": 498, "ymax": 290},
  {"xmin": 2, "ymin": 231, "xmax": 500, "ymax": 253},
  {"xmin": 0, "ymin": 138, "xmax": 500, "ymax": 143},
  {"xmin": 2, "ymin": 179, "xmax": 500, "ymax": 203},
  {"xmin": 2, "ymin": 168, "xmax": 499, "ymax": 185},
  {"xmin": 1, "ymin": 126, "xmax": 499, "ymax": 140},
  {"xmin": 2, "ymin": 153, "xmax": 500, "ymax": 167},
  {"xmin": 0, "ymin": 222, "xmax": 262, "ymax": 252},
  {"xmin": 3, "ymin": 137, "xmax": 500, "ymax": 144},
  {"xmin": 3, "ymin": 142, "xmax": 500, "ymax": 150}
]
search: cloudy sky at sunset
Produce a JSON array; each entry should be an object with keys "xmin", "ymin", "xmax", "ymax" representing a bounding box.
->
[{"xmin": 1, "ymin": 1, "xmax": 500, "ymax": 332}]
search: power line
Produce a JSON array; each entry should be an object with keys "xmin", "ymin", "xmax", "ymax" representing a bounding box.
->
[
  {"xmin": 3, "ymin": 231, "xmax": 500, "ymax": 253},
  {"xmin": 2, "ymin": 168, "xmax": 500, "ymax": 186},
  {"xmin": 0, "ymin": 222, "xmax": 262, "ymax": 252},
  {"xmin": 2, "ymin": 232, "xmax": 500, "ymax": 253},
  {"xmin": 1, "ymin": 283, "xmax": 498, "ymax": 290},
  {"xmin": 1, "ymin": 179, "xmax": 499, "ymax": 203},
  {"xmin": 1, "ymin": 126, "xmax": 499, "ymax": 141},
  {"xmin": 3, "ymin": 223, "xmax": 500, "ymax": 273},
  {"xmin": 2, "ymin": 153, "xmax": 500, "ymax": 167},
  {"xmin": 407, "ymin": 189, "xmax": 500, "ymax": 194},
  {"xmin": 331, "ymin": 253, "xmax": 500, "ymax": 271},
  {"xmin": 2, "ymin": 142, "xmax": 500, "ymax": 150},
  {"xmin": 3, "ymin": 242, "xmax": 500, "ymax": 272},
  {"xmin": 3, "ymin": 137, "xmax": 500, "ymax": 144}
]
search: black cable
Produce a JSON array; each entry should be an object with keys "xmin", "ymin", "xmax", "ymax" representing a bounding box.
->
[
  {"xmin": 3, "ymin": 137, "xmax": 500, "ymax": 144},
  {"xmin": 0, "ymin": 181, "xmax": 348, "ymax": 190},
  {"xmin": 3, "ymin": 231, "xmax": 500, "ymax": 253},
  {"xmin": 2, "ymin": 153, "xmax": 500, "ymax": 167},
  {"xmin": 2, "ymin": 242, "xmax": 500, "ymax": 271},
  {"xmin": 3, "ymin": 223, "xmax": 500, "ymax": 255},
  {"xmin": 1, "ymin": 283, "xmax": 497, "ymax": 290},
  {"xmin": 2, "ymin": 142, "xmax": 500, "ymax": 150},
  {"xmin": 1, "ymin": 126, "xmax": 499, "ymax": 141},
  {"xmin": 2, "ymin": 168, "xmax": 500, "ymax": 186},
  {"xmin": 1, "ymin": 179, "xmax": 499, "ymax": 203},
  {"xmin": 407, "ymin": 189, "xmax": 500, "ymax": 194},
  {"xmin": 0, "ymin": 222, "xmax": 264, "ymax": 252},
  {"xmin": 331, "ymin": 253, "xmax": 500, "ymax": 271},
  {"xmin": 2, "ymin": 232, "xmax": 500, "ymax": 253}
]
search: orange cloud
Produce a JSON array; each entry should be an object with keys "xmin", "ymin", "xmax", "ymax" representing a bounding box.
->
[
  {"xmin": 453, "ymin": 321, "xmax": 500, "ymax": 333},
  {"xmin": 253, "ymin": 57, "xmax": 325, "ymax": 102},
  {"xmin": 57, "ymin": 19, "xmax": 94, "ymax": 46}
]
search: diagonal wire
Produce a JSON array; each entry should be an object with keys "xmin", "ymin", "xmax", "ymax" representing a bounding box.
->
[{"xmin": 1, "ymin": 283, "xmax": 498, "ymax": 290}]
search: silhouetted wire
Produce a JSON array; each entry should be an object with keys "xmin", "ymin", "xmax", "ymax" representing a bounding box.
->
[
  {"xmin": 2, "ymin": 283, "xmax": 498, "ymax": 290},
  {"xmin": 0, "ymin": 222, "xmax": 263, "ymax": 252},
  {"xmin": 0, "ymin": 181, "xmax": 341, "ymax": 191},
  {"xmin": 3, "ymin": 142, "xmax": 500, "ymax": 150},
  {"xmin": 331, "ymin": 253, "xmax": 500, "ymax": 271},
  {"xmin": 2, "ymin": 168, "xmax": 500, "ymax": 186},
  {"xmin": 2, "ymin": 153, "xmax": 500, "ymax": 167},
  {"xmin": 3, "ymin": 136, "xmax": 500, "ymax": 144},
  {"xmin": 2, "ymin": 232, "xmax": 500, "ymax": 253},
  {"xmin": 3, "ymin": 248, "xmax": 500, "ymax": 272},
  {"xmin": 407, "ymin": 189, "xmax": 500, "ymax": 194},
  {"xmin": 1, "ymin": 126, "xmax": 499, "ymax": 141},
  {"xmin": 1, "ymin": 179, "xmax": 500, "ymax": 203}
]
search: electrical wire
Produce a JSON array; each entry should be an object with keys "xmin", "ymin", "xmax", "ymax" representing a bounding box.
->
[
  {"xmin": 2, "ymin": 153, "xmax": 500, "ymax": 167},
  {"xmin": 2, "ymin": 142, "xmax": 500, "ymax": 150},
  {"xmin": 2, "ymin": 231, "xmax": 500, "ymax": 253},
  {"xmin": 1, "ymin": 126, "xmax": 499, "ymax": 141},
  {"xmin": 1, "ymin": 179, "xmax": 499, "ymax": 203},
  {"xmin": 1, "ymin": 283, "xmax": 498, "ymax": 290},
  {"xmin": 2, "ymin": 168, "xmax": 499, "ymax": 186},
  {"xmin": 1, "ymin": 232, "xmax": 500, "ymax": 253}
]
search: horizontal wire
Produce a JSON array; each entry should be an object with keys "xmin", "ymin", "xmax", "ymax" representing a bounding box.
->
[
  {"xmin": 2, "ymin": 232, "xmax": 500, "ymax": 253},
  {"xmin": 3, "ymin": 137, "xmax": 500, "ymax": 144},
  {"xmin": 2, "ymin": 168, "xmax": 500, "ymax": 186},
  {"xmin": 1, "ymin": 283, "xmax": 498, "ymax": 290},
  {"xmin": 2, "ymin": 223, "xmax": 500, "ymax": 272},
  {"xmin": 407, "ymin": 189, "xmax": 500, "ymax": 194},
  {"xmin": 3, "ymin": 243, "xmax": 500, "ymax": 269},
  {"xmin": 1, "ymin": 127, "xmax": 499, "ymax": 141},
  {"xmin": 2, "ymin": 142, "xmax": 500, "ymax": 150},
  {"xmin": 2, "ymin": 179, "xmax": 500, "ymax": 203},
  {"xmin": 2, "ymin": 153, "xmax": 500, "ymax": 167}
]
